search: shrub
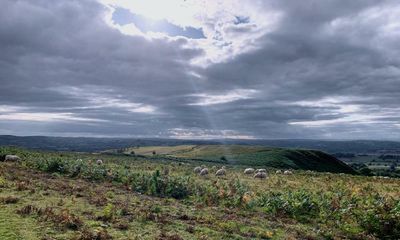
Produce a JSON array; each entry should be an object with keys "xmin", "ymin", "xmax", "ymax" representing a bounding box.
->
[
  {"xmin": 165, "ymin": 176, "xmax": 191, "ymax": 199},
  {"xmin": 258, "ymin": 190, "xmax": 321, "ymax": 221},
  {"xmin": 355, "ymin": 198, "xmax": 400, "ymax": 238},
  {"xmin": 39, "ymin": 158, "xmax": 68, "ymax": 174}
]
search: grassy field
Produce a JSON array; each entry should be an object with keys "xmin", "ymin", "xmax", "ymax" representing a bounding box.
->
[
  {"xmin": 0, "ymin": 146, "xmax": 399, "ymax": 239},
  {"xmin": 124, "ymin": 145, "xmax": 356, "ymax": 174}
]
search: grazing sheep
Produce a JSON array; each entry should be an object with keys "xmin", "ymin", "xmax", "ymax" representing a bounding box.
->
[
  {"xmin": 199, "ymin": 168, "xmax": 209, "ymax": 176},
  {"xmin": 215, "ymin": 168, "xmax": 226, "ymax": 176},
  {"xmin": 254, "ymin": 172, "xmax": 267, "ymax": 179},
  {"xmin": 255, "ymin": 169, "xmax": 267, "ymax": 173},
  {"xmin": 244, "ymin": 168, "xmax": 255, "ymax": 174},
  {"xmin": 275, "ymin": 170, "xmax": 282, "ymax": 174},
  {"xmin": 284, "ymin": 170, "xmax": 293, "ymax": 175},
  {"xmin": 194, "ymin": 166, "xmax": 202, "ymax": 173},
  {"xmin": 5, "ymin": 155, "xmax": 21, "ymax": 162},
  {"xmin": 96, "ymin": 159, "xmax": 103, "ymax": 165}
]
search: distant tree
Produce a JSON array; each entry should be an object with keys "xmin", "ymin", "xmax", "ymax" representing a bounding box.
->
[
  {"xmin": 220, "ymin": 156, "xmax": 227, "ymax": 161},
  {"xmin": 152, "ymin": 151, "xmax": 156, "ymax": 155},
  {"xmin": 389, "ymin": 163, "xmax": 396, "ymax": 172},
  {"xmin": 359, "ymin": 167, "xmax": 373, "ymax": 176},
  {"xmin": 116, "ymin": 149, "xmax": 123, "ymax": 154},
  {"xmin": 131, "ymin": 151, "xmax": 135, "ymax": 155}
]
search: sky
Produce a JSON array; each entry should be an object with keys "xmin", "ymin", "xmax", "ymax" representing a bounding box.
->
[{"xmin": 0, "ymin": 0, "xmax": 399, "ymax": 140}]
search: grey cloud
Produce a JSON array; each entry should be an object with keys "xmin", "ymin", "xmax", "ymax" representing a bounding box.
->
[{"xmin": 0, "ymin": 0, "xmax": 399, "ymax": 139}]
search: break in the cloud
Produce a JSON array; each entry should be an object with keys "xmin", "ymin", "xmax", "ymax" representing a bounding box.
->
[
  {"xmin": 188, "ymin": 89, "xmax": 258, "ymax": 106},
  {"xmin": 0, "ymin": 0, "xmax": 399, "ymax": 140}
]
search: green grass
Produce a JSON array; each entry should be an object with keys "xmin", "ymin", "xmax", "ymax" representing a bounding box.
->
[
  {"xmin": 0, "ymin": 146, "xmax": 399, "ymax": 239},
  {"xmin": 0, "ymin": 206, "xmax": 40, "ymax": 240}
]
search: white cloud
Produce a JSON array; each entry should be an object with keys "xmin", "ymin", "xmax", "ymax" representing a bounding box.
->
[
  {"xmin": 89, "ymin": 97, "xmax": 156, "ymax": 113},
  {"xmin": 289, "ymin": 114, "xmax": 384, "ymax": 127},
  {"xmin": 188, "ymin": 89, "xmax": 257, "ymax": 106},
  {"xmin": 288, "ymin": 96, "xmax": 400, "ymax": 128},
  {"xmin": 168, "ymin": 128, "xmax": 255, "ymax": 139},
  {"xmin": 0, "ymin": 112, "xmax": 105, "ymax": 122},
  {"xmin": 288, "ymin": 96, "xmax": 364, "ymax": 114},
  {"xmin": 52, "ymin": 86, "xmax": 157, "ymax": 114},
  {"xmin": 0, "ymin": 104, "xmax": 106, "ymax": 122},
  {"xmin": 324, "ymin": 2, "xmax": 400, "ymax": 60}
]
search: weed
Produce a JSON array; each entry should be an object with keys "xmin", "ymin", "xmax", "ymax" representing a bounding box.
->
[
  {"xmin": 0, "ymin": 176, "xmax": 7, "ymax": 187},
  {"xmin": 100, "ymin": 203, "xmax": 115, "ymax": 221},
  {"xmin": 113, "ymin": 221, "xmax": 129, "ymax": 230},
  {"xmin": 17, "ymin": 204, "xmax": 39, "ymax": 216},
  {"xmin": 15, "ymin": 181, "xmax": 30, "ymax": 191},
  {"xmin": 157, "ymin": 232, "xmax": 183, "ymax": 240},
  {"xmin": 74, "ymin": 228, "xmax": 112, "ymax": 240}
]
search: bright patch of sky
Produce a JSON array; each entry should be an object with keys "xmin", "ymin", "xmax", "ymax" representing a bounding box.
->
[
  {"xmin": 101, "ymin": 0, "xmax": 282, "ymax": 65},
  {"xmin": 112, "ymin": 8, "xmax": 205, "ymax": 39}
]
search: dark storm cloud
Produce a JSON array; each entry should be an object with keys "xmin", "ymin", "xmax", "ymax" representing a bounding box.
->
[{"xmin": 0, "ymin": 0, "xmax": 399, "ymax": 139}]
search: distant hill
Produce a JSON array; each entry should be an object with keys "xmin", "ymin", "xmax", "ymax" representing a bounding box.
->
[
  {"xmin": 0, "ymin": 135, "xmax": 215, "ymax": 152},
  {"xmin": 126, "ymin": 145, "xmax": 356, "ymax": 174},
  {"xmin": 0, "ymin": 135, "xmax": 399, "ymax": 154}
]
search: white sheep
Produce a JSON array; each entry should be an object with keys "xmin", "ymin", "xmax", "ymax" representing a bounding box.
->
[
  {"xmin": 255, "ymin": 168, "xmax": 267, "ymax": 173},
  {"xmin": 244, "ymin": 168, "xmax": 255, "ymax": 174},
  {"xmin": 215, "ymin": 168, "xmax": 226, "ymax": 176},
  {"xmin": 96, "ymin": 159, "xmax": 103, "ymax": 165},
  {"xmin": 193, "ymin": 166, "xmax": 202, "ymax": 173},
  {"xmin": 275, "ymin": 170, "xmax": 282, "ymax": 174},
  {"xmin": 5, "ymin": 155, "xmax": 21, "ymax": 162},
  {"xmin": 254, "ymin": 172, "xmax": 267, "ymax": 179},
  {"xmin": 284, "ymin": 170, "xmax": 293, "ymax": 175},
  {"xmin": 199, "ymin": 168, "xmax": 209, "ymax": 176}
]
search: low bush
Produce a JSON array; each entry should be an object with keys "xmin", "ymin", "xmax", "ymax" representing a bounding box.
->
[{"xmin": 258, "ymin": 190, "xmax": 320, "ymax": 221}]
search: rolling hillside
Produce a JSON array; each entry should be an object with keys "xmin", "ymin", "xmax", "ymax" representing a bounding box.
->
[
  {"xmin": 2, "ymin": 135, "xmax": 400, "ymax": 154},
  {"xmin": 125, "ymin": 145, "xmax": 356, "ymax": 174},
  {"xmin": 0, "ymin": 146, "xmax": 399, "ymax": 239}
]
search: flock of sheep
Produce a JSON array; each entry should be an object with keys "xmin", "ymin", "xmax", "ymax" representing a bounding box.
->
[
  {"xmin": 1, "ymin": 154, "xmax": 294, "ymax": 180},
  {"xmin": 193, "ymin": 166, "xmax": 293, "ymax": 179}
]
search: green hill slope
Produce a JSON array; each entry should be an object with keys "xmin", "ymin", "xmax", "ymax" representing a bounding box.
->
[{"xmin": 126, "ymin": 145, "xmax": 356, "ymax": 174}]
